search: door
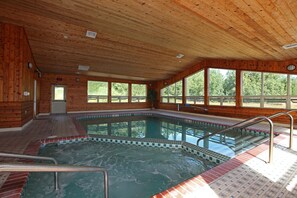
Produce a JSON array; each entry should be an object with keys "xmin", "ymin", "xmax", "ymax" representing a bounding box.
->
[{"xmin": 51, "ymin": 85, "xmax": 67, "ymax": 114}]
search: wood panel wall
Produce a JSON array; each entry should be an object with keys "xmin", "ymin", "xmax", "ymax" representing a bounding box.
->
[
  {"xmin": 156, "ymin": 59, "xmax": 297, "ymax": 123},
  {"xmin": 39, "ymin": 73, "xmax": 150, "ymax": 113},
  {"xmin": 0, "ymin": 23, "xmax": 39, "ymax": 128}
]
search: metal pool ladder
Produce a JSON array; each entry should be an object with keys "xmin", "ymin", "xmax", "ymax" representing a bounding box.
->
[
  {"xmin": 196, "ymin": 111, "xmax": 296, "ymax": 163},
  {"xmin": 0, "ymin": 152, "xmax": 109, "ymax": 198}
]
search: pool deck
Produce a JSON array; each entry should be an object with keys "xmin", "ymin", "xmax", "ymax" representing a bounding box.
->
[{"xmin": 0, "ymin": 110, "xmax": 297, "ymax": 197}]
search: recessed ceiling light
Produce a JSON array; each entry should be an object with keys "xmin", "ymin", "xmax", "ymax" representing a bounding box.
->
[
  {"xmin": 176, "ymin": 53, "xmax": 184, "ymax": 59},
  {"xmin": 78, "ymin": 65, "xmax": 90, "ymax": 71},
  {"xmin": 282, "ymin": 43, "xmax": 297, "ymax": 49},
  {"xmin": 86, "ymin": 30, "xmax": 97, "ymax": 39}
]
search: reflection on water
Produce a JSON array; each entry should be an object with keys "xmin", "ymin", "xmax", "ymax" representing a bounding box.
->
[{"xmin": 79, "ymin": 115, "xmax": 268, "ymax": 157}]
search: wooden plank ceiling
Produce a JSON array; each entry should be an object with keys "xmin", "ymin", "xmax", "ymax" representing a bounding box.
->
[{"xmin": 0, "ymin": 0, "xmax": 296, "ymax": 81}]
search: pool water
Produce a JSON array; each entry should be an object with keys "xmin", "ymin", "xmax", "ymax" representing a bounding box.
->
[
  {"xmin": 22, "ymin": 142, "xmax": 215, "ymax": 198},
  {"xmin": 79, "ymin": 115, "xmax": 269, "ymax": 157}
]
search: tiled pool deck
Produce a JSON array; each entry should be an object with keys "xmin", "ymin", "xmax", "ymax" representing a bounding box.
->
[{"xmin": 0, "ymin": 110, "xmax": 297, "ymax": 197}]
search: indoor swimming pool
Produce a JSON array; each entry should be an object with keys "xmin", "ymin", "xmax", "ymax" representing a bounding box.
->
[{"xmin": 78, "ymin": 113, "xmax": 269, "ymax": 157}]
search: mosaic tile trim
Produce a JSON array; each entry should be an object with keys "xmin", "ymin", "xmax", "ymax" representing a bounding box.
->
[
  {"xmin": 50, "ymin": 135, "xmax": 229, "ymax": 165},
  {"xmin": 75, "ymin": 112, "xmax": 274, "ymax": 137}
]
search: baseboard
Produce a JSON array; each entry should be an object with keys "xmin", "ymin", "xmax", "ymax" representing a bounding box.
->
[{"xmin": 0, "ymin": 119, "xmax": 33, "ymax": 132}]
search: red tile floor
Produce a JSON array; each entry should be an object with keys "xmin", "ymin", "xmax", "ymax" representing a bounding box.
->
[{"xmin": 0, "ymin": 111, "xmax": 297, "ymax": 198}]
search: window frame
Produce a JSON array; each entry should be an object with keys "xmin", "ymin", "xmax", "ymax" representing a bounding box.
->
[
  {"xmin": 131, "ymin": 84, "xmax": 147, "ymax": 103},
  {"xmin": 208, "ymin": 68, "xmax": 236, "ymax": 106},
  {"xmin": 87, "ymin": 80, "xmax": 109, "ymax": 103}
]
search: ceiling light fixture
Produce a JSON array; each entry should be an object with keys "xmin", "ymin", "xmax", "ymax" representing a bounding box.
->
[
  {"xmin": 86, "ymin": 30, "xmax": 97, "ymax": 39},
  {"xmin": 78, "ymin": 65, "xmax": 90, "ymax": 71},
  {"xmin": 176, "ymin": 53, "xmax": 184, "ymax": 59},
  {"xmin": 287, "ymin": 64, "xmax": 296, "ymax": 71},
  {"xmin": 282, "ymin": 43, "xmax": 297, "ymax": 49}
]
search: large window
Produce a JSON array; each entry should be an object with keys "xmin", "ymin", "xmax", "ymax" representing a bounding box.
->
[
  {"xmin": 209, "ymin": 68, "xmax": 236, "ymax": 106},
  {"xmin": 111, "ymin": 82, "xmax": 128, "ymax": 103},
  {"xmin": 242, "ymin": 71, "xmax": 297, "ymax": 109},
  {"xmin": 131, "ymin": 84, "xmax": 147, "ymax": 103},
  {"xmin": 87, "ymin": 81, "xmax": 108, "ymax": 103},
  {"xmin": 185, "ymin": 69, "xmax": 204, "ymax": 104},
  {"xmin": 161, "ymin": 80, "xmax": 183, "ymax": 103}
]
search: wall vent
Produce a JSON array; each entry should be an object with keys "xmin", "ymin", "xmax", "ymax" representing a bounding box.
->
[
  {"xmin": 78, "ymin": 65, "xmax": 90, "ymax": 71},
  {"xmin": 86, "ymin": 30, "xmax": 97, "ymax": 39},
  {"xmin": 282, "ymin": 43, "xmax": 297, "ymax": 49}
]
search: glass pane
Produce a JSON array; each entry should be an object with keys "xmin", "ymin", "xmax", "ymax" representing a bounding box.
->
[
  {"xmin": 161, "ymin": 97, "xmax": 168, "ymax": 103},
  {"xmin": 161, "ymin": 87, "xmax": 168, "ymax": 96},
  {"xmin": 186, "ymin": 70, "xmax": 204, "ymax": 96},
  {"xmin": 290, "ymin": 97, "xmax": 297, "ymax": 109},
  {"xmin": 111, "ymin": 96, "xmax": 128, "ymax": 103},
  {"xmin": 242, "ymin": 71, "xmax": 261, "ymax": 96},
  {"xmin": 264, "ymin": 97, "xmax": 286, "ymax": 109},
  {"xmin": 242, "ymin": 97, "xmax": 261, "ymax": 107},
  {"xmin": 54, "ymin": 87, "xmax": 64, "ymax": 100},
  {"xmin": 209, "ymin": 96, "xmax": 235, "ymax": 106},
  {"xmin": 264, "ymin": 73, "xmax": 287, "ymax": 96},
  {"xmin": 132, "ymin": 84, "xmax": 146, "ymax": 96},
  {"xmin": 209, "ymin": 97, "xmax": 221, "ymax": 105},
  {"xmin": 131, "ymin": 96, "xmax": 146, "ymax": 103},
  {"xmin": 168, "ymin": 84, "xmax": 176, "ymax": 96},
  {"xmin": 87, "ymin": 81, "xmax": 108, "ymax": 95},
  {"xmin": 111, "ymin": 82, "xmax": 128, "ymax": 96},
  {"xmin": 176, "ymin": 96, "xmax": 182, "ymax": 104},
  {"xmin": 175, "ymin": 80, "xmax": 183, "ymax": 96},
  {"xmin": 186, "ymin": 97, "xmax": 195, "ymax": 104},
  {"xmin": 291, "ymin": 75, "xmax": 297, "ymax": 96},
  {"xmin": 222, "ymin": 97, "xmax": 236, "ymax": 106},
  {"xmin": 169, "ymin": 97, "xmax": 175, "ymax": 103},
  {"xmin": 195, "ymin": 96, "xmax": 204, "ymax": 104},
  {"xmin": 209, "ymin": 68, "xmax": 235, "ymax": 96}
]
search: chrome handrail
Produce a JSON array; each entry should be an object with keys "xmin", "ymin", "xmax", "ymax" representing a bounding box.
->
[
  {"xmin": 0, "ymin": 163, "xmax": 108, "ymax": 198},
  {"xmin": 286, "ymin": 109, "xmax": 297, "ymax": 149},
  {"xmin": 196, "ymin": 116, "xmax": 274, "ymax": 163},
  {"xmin": 0, "ymin": 152, "xmax": 59, "ymax": 190}
]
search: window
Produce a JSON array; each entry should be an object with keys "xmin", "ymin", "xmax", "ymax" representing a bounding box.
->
[
  {"xmin": 242, "ymin": 71, "xmax": 261, "ymax": 107},
  {"xmin": 209, "ymin": 68, "xmax": 236, "ymax": 106},
  {"xmin": 185, "ymin": 69, "xmax": 204, "ymax": 104},
  {"xmin": 290, "ymin": 75, "xmax": 297, "ymax": 109},
  {"xmin": 263, "ymin": 73, "xmax": 287, "ymax": 108},
  {"xmin": 160, "ymin": 80, "xmax": 183, "ymax": 103},
  {"xmin": 131, "ymin": 84, "xmax": 147, "ymax": 102},
  {"xmin": 53, "ymin": 86, "xmax": 65, "ymax": 100},
  {"xmin": 87, "ymin": 81, "xmax": 108, "ymax": 103},
  {"xmin": 111, "ymin": 82, "xmax": 128, "ymax": 103},
  {"xmin": 242, "ymin": 71, "xmax": 296, "ymax": 109}
]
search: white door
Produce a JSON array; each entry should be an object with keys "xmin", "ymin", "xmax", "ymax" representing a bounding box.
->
[{"xmin": 51, "ymin": 85, "xmax": 67, "ymax": 114}]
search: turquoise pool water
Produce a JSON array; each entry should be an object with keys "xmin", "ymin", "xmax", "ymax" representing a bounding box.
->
[
  {"xmin": 22, "ymin": 141, "xmax": 215, "ymax": 198},
  {"xmin": 79, "ymin": 115, "xmax": 269, "ymax": 157}
]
